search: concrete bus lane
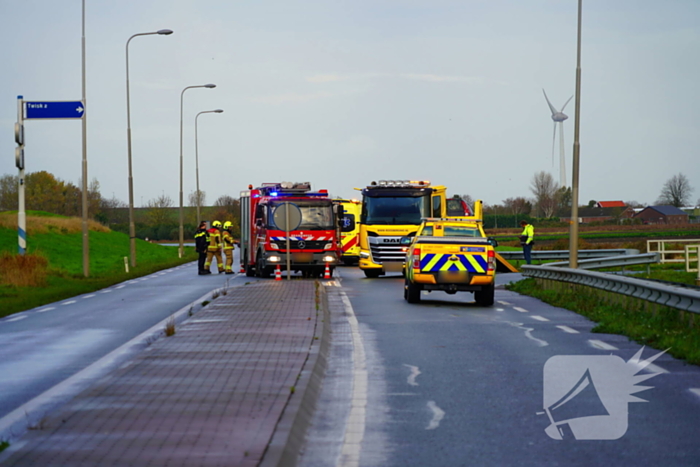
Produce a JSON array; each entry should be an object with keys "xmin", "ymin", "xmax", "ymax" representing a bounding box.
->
[{"xmin": 300, "ymin": 266, "xmax": 700, "ymax": 466}]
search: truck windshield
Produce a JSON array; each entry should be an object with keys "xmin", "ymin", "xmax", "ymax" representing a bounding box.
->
[
  {"xmin": 362, "ymin": 195, "xmax": 430, "ymax": 225},
  {"xmin": 270, "ymin": 201, "xmax": 334, "ymax": 230}
]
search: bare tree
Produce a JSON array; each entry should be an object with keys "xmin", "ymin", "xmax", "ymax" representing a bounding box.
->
[
  {"xmin": 188, "ymin": 190, "xmax": 206, "ymax": 208},
  {"xmin": 530, "ymin": 171, "xmax": 559, "ymax": 218},
  {"xmin": 503, "ymin": 197, "xmax": 532, "ymax": 217},
  {"xmin": 656, "ymin": 173, "xmax": 694, "ymax": 207},
  {"xmin": 146, "ymin": 194, "xmax": 174, "ymax": 226}
]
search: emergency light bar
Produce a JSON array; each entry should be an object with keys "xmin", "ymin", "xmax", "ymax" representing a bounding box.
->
[{"xmin": 369, "ymin": 180, "xmax": 431, "ymax": 188}]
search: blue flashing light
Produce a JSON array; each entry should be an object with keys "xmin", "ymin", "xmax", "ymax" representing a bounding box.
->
[{"xmin": 270, "ymin": 192, "xmax": 278, "ymax": 197}]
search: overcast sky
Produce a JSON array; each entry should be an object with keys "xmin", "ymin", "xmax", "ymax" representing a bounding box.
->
[{"xmin": 1, "ymin": 0, "xmax": 698, "ymax": 210}]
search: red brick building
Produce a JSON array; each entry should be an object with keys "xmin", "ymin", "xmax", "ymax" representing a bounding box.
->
[{"xmin": 633, "ymin": 205, "xmax": 689, "ymax": 225}]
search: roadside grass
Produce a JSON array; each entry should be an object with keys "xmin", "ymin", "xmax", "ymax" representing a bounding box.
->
[
  {"xmin": 0, "ymin": 440, "xmax": 8, "ymax": 453},
  {"xmin": 0, "ymin": 252, "xmax": 48, "ymax": 287},
  {"xmin": 507, "ymin": 279, "xmax": 700, "ymax": 365},
  {"xmin": 0, "ymin": 219, "xmax": 196, "ymax": 317}
]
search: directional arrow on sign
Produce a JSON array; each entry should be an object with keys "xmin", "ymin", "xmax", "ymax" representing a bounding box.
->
[{"xmin": 25, "ymin": 101, "xmax": 86, "ymax": 119}]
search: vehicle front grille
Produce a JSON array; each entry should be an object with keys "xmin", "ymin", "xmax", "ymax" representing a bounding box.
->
[{"xmin": 368, "ymin": 236, "xmax": 405, "ymax": 263}]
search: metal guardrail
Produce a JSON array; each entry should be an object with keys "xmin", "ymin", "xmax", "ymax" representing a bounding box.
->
[
  {"xmin": 547, "ymin": 253, "xmax": 659, "ymax": 271},
  {"xmin": 498, "ymin": 249, "xmax": 639, "ymax": 261},
  {"xmin": 521, "ymin": 264, "xmax": 700, "ymax": 314}
]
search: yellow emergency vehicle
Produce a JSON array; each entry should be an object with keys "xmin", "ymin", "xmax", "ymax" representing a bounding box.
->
[
  {"xmin": 336, "ymin": 199, "xmax": 361, "ymax": 265},
  {"xmin": 402, "ymin": 201, "xmax": 497, "ymax": 306}
]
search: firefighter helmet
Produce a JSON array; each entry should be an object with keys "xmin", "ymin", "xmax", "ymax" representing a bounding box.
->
[
  {"xmin": 212, "ymin": 220, "xmax": 222, "ymax": 228},
  {"xmin": 223, "ymin": 221, "xmax": 232, "ymax": 230}
]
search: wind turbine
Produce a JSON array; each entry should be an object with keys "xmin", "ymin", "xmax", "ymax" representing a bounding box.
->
[{"xmin": 543, "ymin": 89, "xmax": 573, "ymax": 187}]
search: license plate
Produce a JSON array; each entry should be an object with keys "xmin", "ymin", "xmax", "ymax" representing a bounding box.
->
[
  {"xmin": 292, "ymin": 253, "xmax": 313, "ymax": 263},
  {"xmin": 383, "ymin": 262, "xmax": 404, "ymax": 273},
  {"xmin": 437, "ymin": 271, "xmax": 469, "ymax": 283}
]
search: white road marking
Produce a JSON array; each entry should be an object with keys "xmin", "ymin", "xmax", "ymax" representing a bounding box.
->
[
  {"xmin": 338, "ymin": 292, "xmax": 367, "ymax": 467},
  {"xmin": 82, "ymin": 294, "xmax": 95, "ymax": 299},
  {"xmin": 37, "ymin": 307, "xmax": 55, "ymax": 312},
  {"xmin": 514, "ymin": 307, "xmax": 528, "ymax": 313},
  {"xmin": 504, "ymin": 321, "xmax": 548, "ymax": 347},
  {"xmin": 530, "ymin": 315, "xmax": 550, "ymax": 322},
  {"xmin": 426, "ymin": 401, "xmax": 445, "ymax": 430},
  {"xmin": 588, "ymin": 339, "xmax": 618, "ymax": 351},
  {"xmin": 116, "ymin": 285, "xmax": 125, "ymax": 289},
  {"xmin": 7, "ymin": 315, "xmax": 27, "ymax": 322},
  {"xmin": 403, "ymin": 364, "xmax": 421, "ymax": 387},
  {"xmin": 556, "ymin": 325, "xmax": 579, "ymax": 334},
  {"xmin": 100, "ymin": 290, "xmax": 112, "ymax": 294},
  {"xmin": 497, "ymin": 301, "xmax": 512, "ymax": 305},
  {"xmin": 495, "ymin": 308, "xmax": 504, "ymax": 312},
  {"xmin": 61, "ymin": 301, "xmax": 77, "ymax": 306},
  {"xmin": 689, "ymin": 388, "xmax": 700, "ymax": 399}
]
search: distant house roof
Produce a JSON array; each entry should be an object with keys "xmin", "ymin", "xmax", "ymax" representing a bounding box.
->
[
  {"xmin": 596, "ymin": 201, "xmax": 626, "ymax": 208},
  {"xmin": 645, "ymin": 205, "xmax": 688, "ymax": 216}
]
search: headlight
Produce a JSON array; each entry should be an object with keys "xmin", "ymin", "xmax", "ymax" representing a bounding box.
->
[
  {"xmin": 324, "ymin": 243, "xmax": 333, "ymax": 250},
  {"xmin": 269, "ymin": 243, "xmax": 279, "ymax": 250},
  {"xmin": 268, "ymin": 255, "xmax": 281, "ymax": 262},
  {"xmin": 322, "ymin": 255, "xmax": 336, "ymax": 263},
  {"xmin": 360, "ymin": 251, "xmax": 370, "ymax": 259}
]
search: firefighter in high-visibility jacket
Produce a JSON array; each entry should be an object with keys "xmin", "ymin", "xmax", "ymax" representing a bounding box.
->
[
  {"xmin": 205, "ymin": 220, "xmax": 225, "ymax": 274},
  {"xmin": 222, "ymin": 221, "xmax": 235, "ymax": 274}
]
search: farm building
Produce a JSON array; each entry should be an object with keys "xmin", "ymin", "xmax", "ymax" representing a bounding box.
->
[{"xmin": 633, "ymin": 205, "xmax": 689, "ymax": 224}]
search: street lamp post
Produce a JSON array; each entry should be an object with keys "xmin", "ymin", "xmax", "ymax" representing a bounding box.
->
[
  {"xmin": 194, "ymin": 109, "xmax": 224, "ymax": 225},
  {"xmin": 569, "ymin": 0, "xmax": 583, "ymax": 268},
  {"xmin": 180, "ymin": 84, "xmax": 216, "ymax": 257},
  {"xmin": 126, "ymin": 28, "xmax": 173, "ymax": 268}
]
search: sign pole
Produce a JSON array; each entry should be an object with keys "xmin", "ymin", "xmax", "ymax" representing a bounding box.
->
[
  {"xmin": 285, "ymin": 202, "xmax": 291, "ymax": 280},
  {"xmin": 81, "ymin": 0, "xmax": 90, "ymax": 277},
  {"xmin": 16, "ymin": 96, "xmax": 26, "ymax": 255}
]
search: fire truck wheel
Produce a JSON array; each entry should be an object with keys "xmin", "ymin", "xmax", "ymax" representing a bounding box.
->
[
  {"xmin": 245, "ymin": 264, "xmax": 255, "ymax": 277},
  {"xmin": 256, "ymin": 254, "xmax": 271, "ymax": 278}
]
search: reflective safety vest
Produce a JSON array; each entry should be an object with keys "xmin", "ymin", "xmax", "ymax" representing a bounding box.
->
[
  {"xmin": 520, "ymin": 224, "xmax": 534, "ymax": 245},
  {"xmin": 222, "ymin": 229, "xmax": 235, "ymax": 250},
  {"xmin": 207, "ymin": 227, "xmax": 222, "ymax": 251}
]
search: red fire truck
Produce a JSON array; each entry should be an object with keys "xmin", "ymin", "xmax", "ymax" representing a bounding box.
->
[{"xmin": 239, "ymin": 182, "xmax": 343, "ymax": 278}]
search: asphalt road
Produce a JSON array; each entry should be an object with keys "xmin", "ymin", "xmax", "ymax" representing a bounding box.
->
[
  {"xmin": 0, "ymin": 253, "xmax": 240, "ymax": 440},
  {"xmin": 301, "ymin": 266, "xmax": 700, "ymax": 466}
]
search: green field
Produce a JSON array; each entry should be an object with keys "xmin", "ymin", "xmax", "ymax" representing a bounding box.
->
[{"xmin": 0, "ymin": 218, "xmax": 196, "ymax": 317}]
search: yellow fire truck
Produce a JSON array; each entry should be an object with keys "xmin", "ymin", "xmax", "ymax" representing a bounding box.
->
[{"xmin": 358, "ymin": 180, "xmax": 469, "ymax": 278}]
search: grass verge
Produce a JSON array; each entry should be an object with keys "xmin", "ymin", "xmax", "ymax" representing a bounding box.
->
[
  {"xmin": 0, "ymin": 219, "xmax": 196, "ymax": 317},
  {"xmin": 507, "ymin": 278, "xmax": 700, "ymax": 365}
]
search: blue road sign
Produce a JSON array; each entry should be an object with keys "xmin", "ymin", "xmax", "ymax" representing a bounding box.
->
[{"xmin": 25, "ymin": 101, "xmax": 85, "ymax": 119}]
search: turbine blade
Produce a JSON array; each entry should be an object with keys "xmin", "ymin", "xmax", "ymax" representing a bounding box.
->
[
  {"xmin": 560, "ymin": 95, "xmax": 574, "ymax": 112},
  {"xmin": 542, "ymin": 89, "xmax": 557, "ymax": 115}
]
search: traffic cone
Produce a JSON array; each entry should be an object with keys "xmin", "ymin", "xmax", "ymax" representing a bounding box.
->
[
  {"xmin": 323, "ymin": 263, "xmax": 331, "ymax": 279},
  {"xmin": 239, "ymin": 264, "xmax": 245, "ymax": 273},
  {"xmin": 275, "ymin": 264, "xmax": 282, "ymax": 281}
]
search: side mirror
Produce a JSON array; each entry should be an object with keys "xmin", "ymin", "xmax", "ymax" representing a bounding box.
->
[
  {"xmin": 400, "ymin": 236, "xmax": 413, "ymax": 246},
  {"xmin": 255, "ymin": 219, "xmax": 263, "ymax": 228},
  {"xmin": 487, "ymin": 237, "xmax": 498, "ymax": 247}
]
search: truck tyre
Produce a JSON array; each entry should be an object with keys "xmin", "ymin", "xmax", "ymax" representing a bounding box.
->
[
  {"xmin": 405, "ymin": 278, "xmax": 421, "ymax": 303},
  {"xmin": 475, "ymin": 284, "xmax": 495, "ymax": 307},
  {"xmin": 363, "ymin": 269, "xmax": 381, "ymax": 278},
  {"xmin": 256, "ymin": 254, "xmax": 271, "ymax": 278},
  {"xmin": 245, "ymin": 264, "xmax": 255, "ymax": 277}
]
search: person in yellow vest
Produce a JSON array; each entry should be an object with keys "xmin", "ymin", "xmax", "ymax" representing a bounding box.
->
[
  {"xmin": 222, "ymin": 221, "xmax": 236, "ymax": 274},
  {"xmin": 519, "ymin": 220, "xmax": 535, "ymax": 265},
  {"xmin": 205, "ymin": 220, "xmax": 224, "ymax": 274}
]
